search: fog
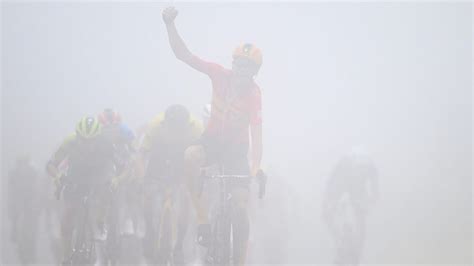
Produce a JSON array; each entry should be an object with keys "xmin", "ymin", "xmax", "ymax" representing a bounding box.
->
[{"xmin": 1, "ymin": 2, "xmax": 472, "ymax": 265}]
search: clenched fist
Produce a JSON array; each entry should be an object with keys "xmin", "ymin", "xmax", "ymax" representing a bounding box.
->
[{"xmin": 162, "ymin": 6, "xmax": 178, "ymax": 25}]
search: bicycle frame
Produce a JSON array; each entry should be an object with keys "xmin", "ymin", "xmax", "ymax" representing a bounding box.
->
[
  {"xmin": 59, "ymin": 179, "xmax": 112, "ymax": 266},
  {"xmin": 201, "ymin": 172, "xmax": 254, "ymax": 266},
  {"xmin": 67, "ymin": 186, "xmax": 96, "ymax": 266}
]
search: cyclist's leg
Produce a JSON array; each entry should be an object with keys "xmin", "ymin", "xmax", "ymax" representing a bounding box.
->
[
  {"xmin": 80, "ymin": 183, "xmax": 110, "ymax": 264},
  {"xmin": 185, "ymin": 144, "xmax": 215, "ymax": 249},
  {"xmin": 226, "ymin": 149, "xmax": 251, "ymax": 266},
  {"xmin": 175, "ymin": 187, "xmax": 189, "ymax": 247},
  {"xmin": 230, "ymin": 186, "xmax": 250, "ymax": 266},
  {"xmin": 173, "ymin": 185, "xmax": 191, "ymax": 264},
  {"xmin": 142, "ymin": 184, "xmax": 157, "ymax": 261},
  {"xmin": 159, "ymin": 184, "xmax": 182, "ymax": 263},
  {"xmin": 104, "ymin": 187, "xmax": 121, "ymax": 263},
  {"xmin": 126, "ymin": 183, "xmax": 142, "ymax": 235},
  {"xmin": 126, "ymin": 188, "xmax": 138, "ymax": 234},
  {"xmin": 184, "ymin": 145, "xmax": 208, "ymax": 226}
]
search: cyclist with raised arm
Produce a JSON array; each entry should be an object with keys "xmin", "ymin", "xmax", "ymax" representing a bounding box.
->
[
  {"xmin": 322, "ymin": 146, "xmax": 379, "ymax": 265},
  {"xmin": 136, "ymin": 104, "xmax": 203, "ymax": 264},
  {"xmin": 162, "ymin": 6, "xmax": 264, "ymax": 265},
  {"xmin": 46, "ymin": 116, "xmax": 117, "ymax": 264}
]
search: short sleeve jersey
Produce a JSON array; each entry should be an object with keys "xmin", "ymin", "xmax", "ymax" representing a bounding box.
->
[{"xmin": 185, "ymin": 55, "xmax": 262, "ymax": 146}]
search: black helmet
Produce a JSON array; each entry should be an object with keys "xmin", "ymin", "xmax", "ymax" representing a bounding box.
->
[{"xmin": 164, "ymin": 104, "xmax": 190, "ymax": 128}]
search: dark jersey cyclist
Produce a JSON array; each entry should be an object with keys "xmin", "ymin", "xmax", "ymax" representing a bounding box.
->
[
  {"xmin": 322, "ymin": 146, "xmax": 379, "ymax": 265},
  {"xmin": 46, "ymin": 116, "xmax": 117, "ymax": 263}
]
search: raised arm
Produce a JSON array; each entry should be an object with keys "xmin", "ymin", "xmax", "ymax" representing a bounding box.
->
[
  {"xmin": 162, "ymin": 6, "xmax": 216, "ymax": 76},
  {"xmin": 163, "ymin": 7, "xmax": 192, "ymax": 62}
]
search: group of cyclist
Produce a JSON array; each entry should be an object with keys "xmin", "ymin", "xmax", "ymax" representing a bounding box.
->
[
  {"xmin": 6, "ymin": 6, "xmax": 379, "ymax": 266},
  {"xmin": 43, "ymin": 6, "xmax": 265, "ymax": 265}
]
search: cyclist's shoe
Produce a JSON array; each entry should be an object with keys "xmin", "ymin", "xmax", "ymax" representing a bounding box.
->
[{"xmin": 197, "ymin": 223, "xmax": 211, "ymax": 247}]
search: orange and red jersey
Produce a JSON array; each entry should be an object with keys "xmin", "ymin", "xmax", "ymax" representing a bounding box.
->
[{"xmin": 185, "ymin": 55, "xmax": 262, "ymax": 146}]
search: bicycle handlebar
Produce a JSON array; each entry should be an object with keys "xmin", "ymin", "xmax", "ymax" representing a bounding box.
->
[
  {"xmin": 54, "ymin": 175, "xmax": 116, "ymax": 200},
  {"xmin": 199, "ymin": 170, "xmax": 267, "ymax": 199}
]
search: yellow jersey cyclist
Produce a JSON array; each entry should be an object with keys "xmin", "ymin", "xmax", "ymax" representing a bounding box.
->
[
  {"xmin": 45, "ymin": 116, "xmax": 119, "ymax": 264},
  {"xmin": 163, "ymin": 6, "xmax": 264, "ymax": 265},
  {"xmin": 136, "ymin": 104, "xmax": 203, "ymax": 264}
]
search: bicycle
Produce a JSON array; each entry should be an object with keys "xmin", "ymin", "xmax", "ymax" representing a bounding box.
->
[
  {"xmin": 63, "ymin": 185, "xmax": 96, "ymax": 265},
  {"xmin": 56, "ymin": 178, "xmax": 112, "ymax": 266},
  {"xmin": 199, "ymin": 167, "xmax": 266, "ymax": 266},
  {"xmin": 325, "ymin": 193, "xmax": 361, "ymax": 266}
]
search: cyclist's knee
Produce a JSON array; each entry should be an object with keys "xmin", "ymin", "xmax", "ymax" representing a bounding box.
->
[
  {"xmin": 184, "ymin": 145, "xmax": 206, "ymax": 168},
  {"xmin": 232, "ymin": 187, "xmax": 250, "ymax": 211},
  {"xmin": 184, "ymin": 145, "xmax": 207, "ymax": 196}
]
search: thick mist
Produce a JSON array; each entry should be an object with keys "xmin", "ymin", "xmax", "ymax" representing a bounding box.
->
[{"xmin": 1, "ymin": 2, "xmax": 472, "ymax": 265}]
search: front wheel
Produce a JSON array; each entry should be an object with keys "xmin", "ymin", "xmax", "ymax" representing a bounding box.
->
[{"xmin": 206, "ymin": 210, "xmax": 231, "ymax": 266}]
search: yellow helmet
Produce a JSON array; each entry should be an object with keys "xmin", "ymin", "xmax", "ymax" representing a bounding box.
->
[
  {"xmin": 232, "ymin": 43, "xmax": 262, "ymax": 68},
  {"xmin": 76, "ymin": 116, "xmax": 102, "ymax": 139}
]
